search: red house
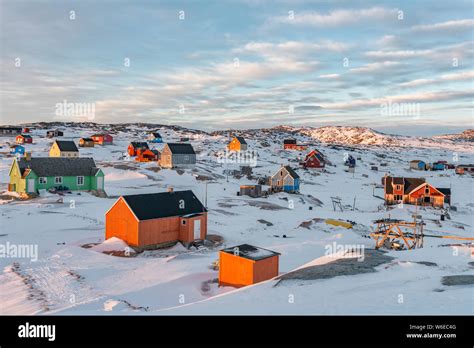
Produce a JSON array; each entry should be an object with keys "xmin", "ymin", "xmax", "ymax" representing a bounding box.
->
[
  {"xmin": 16, "ymin": 134, "xmax": 33, "ymax": 144},
  {"xmin": 135, "ymin": 148, "xmax": 160, "ymax": 162},
  {"xmin": 383, "ymin": 176, "xmax": 446, "ymax": 208},
  {"xmin": 128, "ymin": 142, "xmax": 149, "ymax": 156},
  {"xmin": 23, "ymin": 127, "xmax": 30, "ymax": 133},
  {"xmin": 91, "ymin": 133, "xmax": 113, "ymax": 145},
  {"xmin": 302, "ymin": 149, "xmax": 325, "ymax": 168},
  {"xmin": 283, "ymin": 139, "xmax": 307, "ymax": 151}
]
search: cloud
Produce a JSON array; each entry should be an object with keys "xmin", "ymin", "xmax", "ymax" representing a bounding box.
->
[
  {"xmin": 350, "ymin": 61, "xmax": 401, "ymax": 73},
  {"xmin": 319, "ymin": 90, "xmax": 474, "ymax": 110},
  {"xmin": 399, "ymin": 71, "xmax": 474, "ymax": 87},
  {"xmin": 411, "ymin": 19, "xmax": 474, "ymax": 32},
  {"xmin": 266, "ymin": 7, "xmax": 399, "ymax": 27}
]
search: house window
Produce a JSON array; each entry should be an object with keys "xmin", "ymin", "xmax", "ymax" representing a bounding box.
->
[
  {"xmin": 425, "ymin": 186, "xmax": 430, "ymax": 195},
  {"xmin": 77, "ymin": 176, "xmax": 84, "ymax": 185},
  {"xmin": 182, "ymin": 220, "xmax": 186, "ymax": 225},
  {"xmin": 39, "ymin": 177, "xmax": 47, "ymax": 184},
  {"xmin": 184, "ymin": 155, "xmax": 189, "ymax": 161},
  {"xmin": 395, "ymin": 195, "xmax": 402, "ymax": 201},
  {"xmin": 55, "ymin": 177, "xmax": 63, "ymax": 184},
  {"xmin": 396, "ymin": 185, "xmax": 401, "ymax": 190}
]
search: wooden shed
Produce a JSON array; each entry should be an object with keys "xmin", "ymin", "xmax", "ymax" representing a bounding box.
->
[
  {"xmin": 218, "ymin": 244, "xmax": 280, "ymax": 288},
  {"xmin": 105, "ymin": 189, "xmax": 207, "ymax": 249},
  {"xmin": 239, "ymin": 184, "xmax": 262, "ymax": 198}
]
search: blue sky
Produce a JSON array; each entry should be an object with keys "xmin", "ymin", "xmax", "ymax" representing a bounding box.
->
[{"xmin": 1, "ymin": 0, "xmax": 473, "ymax": 135}]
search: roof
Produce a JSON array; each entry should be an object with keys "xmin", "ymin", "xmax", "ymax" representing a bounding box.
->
[
  {"xmin": 151, "ymin": 132, "xmax": 162, "ymax": 138},
  {"xmin": 410, "ymin": 159, "xmax": 425, "ymax": 163},
  {"xmin": 91, "ymin": 133, "xmax": 111, "ymax": 137},
  {"xmin": 283, "ymin": 165, "xmax": 299, "ymax": 179},
  {"xmin": 80, "ymin": 137, "xmax": 93, "ymax": 141},
  {"xmin": 17, "ymin": 157, "xmax": 99, "ymax": 177},
  {"xmin": 18, "ymin": 134, "xmax": 32, "ymax": 139},
  {"xmin": 121, "ymin": 190, "xmax": 206, "ymax": 220},
  {"xmin": 457, "ymin": 164, "xmax": 474, "ymax": 167},
  {"xmin": 437, "ymin": 188, "xmax": 451, "ymax": 195},
  {"xmin": 385, "ymin": 176, "xmax": 426, "ymax": 194},
  {"xmin": 130, "ymin": 142, "xmax": 149, "ymax": 149},
  {"xmin": 222, "ymin": 244, "xmax": 280, "ymax": 261},
  {"xmin": 54, "ymin": 140, "xmax": 78, "ymax": 152},
  {"xmin": 166, "ymin": 143, "xmax": 196, "ymax": 155},
  {"xmin": 234, "ymin": 136, "xmax": 247, "ymax": 145},
  {"xmin": 283, "ymin": 139, "xmax": 297, "ymax": 144}
]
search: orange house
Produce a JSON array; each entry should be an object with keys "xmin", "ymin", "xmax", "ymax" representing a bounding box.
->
[
  {"xmin": 383, "ymin": 176, "xmax": 446, "ymax": 208},
  {"xmin": 218, "ymin": 244, "xmax": 280, "ymax": 288},
  {"xmin": 227, "ymin": 136, "xmax": 248, "ymax": 152},
  {"xmin": 135, "ymin": 148, "xmax": 160, "ymax": 162},
  {"xmin": 105, "ymin": 189, "xmax": 207, "ymax": 249}
]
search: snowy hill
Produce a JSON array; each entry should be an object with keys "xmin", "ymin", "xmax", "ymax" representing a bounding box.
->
[{"xmin": 0, "ymin": 122, "xmax": 473, "ymax": 315}]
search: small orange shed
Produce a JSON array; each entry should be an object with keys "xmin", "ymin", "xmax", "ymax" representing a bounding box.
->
[{"xmin": 218, "ymin": 244, "xmax": 280, "ymax": 288}]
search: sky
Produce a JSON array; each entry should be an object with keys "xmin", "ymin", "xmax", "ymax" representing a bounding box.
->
[{"xmin": 0, "ymin": 0, "xmax": 473, "ymax": 135}]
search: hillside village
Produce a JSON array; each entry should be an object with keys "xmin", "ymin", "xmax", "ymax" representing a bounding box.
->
[{"xmin": 0, "ymin": 123, "xmax": 473, "ymax": 315}]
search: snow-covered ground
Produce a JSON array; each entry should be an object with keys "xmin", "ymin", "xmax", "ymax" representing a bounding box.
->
[{"xmin": 0, "ymin": 124, "xmax": 472, "ymax": 315}]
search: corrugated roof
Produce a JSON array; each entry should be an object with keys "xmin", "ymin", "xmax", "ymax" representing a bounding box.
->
[
  {"xmin": 166, "ymin": 143, "xmax": 196, "ymax": 155},
  {"xmin": 122, "ymin": 190, "xmax": 206, "ymax": 220},
  {"xmin": 222, "ymin": 244, "xmax": 280, "ymax": 261},
  {"xmin": 283, "ymin": 139, "xmax": 297, "ymax": 144},
  {"xmin": 18, "ymin": 157, "xmax": 99, "ymax": 177},
  {"xmin": 54, "ymin": 140, "xmax": 78, "ymax": 152}
]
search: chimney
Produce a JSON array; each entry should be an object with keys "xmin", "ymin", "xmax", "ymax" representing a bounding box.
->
[
  {"xmin": 167, "ymin": 187, "xmax": 174, "ymax": 193},
  {"xmin": 25, "ymin": 152, "xmax": 32, "ymax": 161}
]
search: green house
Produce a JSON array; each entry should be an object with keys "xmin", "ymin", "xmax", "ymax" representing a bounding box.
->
[{"xmin": 9, "ymin": 157, "xmax": 104, "ymax": 194}]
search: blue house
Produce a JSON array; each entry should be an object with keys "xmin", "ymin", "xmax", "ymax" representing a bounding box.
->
[
  {"xmin": 270, "ymin": 165, "xmax": 300, "ymax": 193},
  {"xmin": 432, "ymin": 162, "xmax": 446, "ymax": 171},
  {"xmin": 148, "ymin": 132, "xmax": 163, "ymax": 143},
  {"xmin": 10, "ymin": 145, "xmax": 25, "ymax": 156},
  {"xmin": 410, "ymin": 160, "xmax": 426, "ymax": 170}
]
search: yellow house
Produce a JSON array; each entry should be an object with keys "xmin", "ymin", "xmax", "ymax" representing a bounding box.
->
[{"xmin": 49, "ymin": 140, "xmax": 79, "ymax": 158}]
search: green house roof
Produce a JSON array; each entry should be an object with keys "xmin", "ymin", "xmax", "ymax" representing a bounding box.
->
[{"xmin": 17, "ymin": 157, "xmax": 100, "ymax": 177}]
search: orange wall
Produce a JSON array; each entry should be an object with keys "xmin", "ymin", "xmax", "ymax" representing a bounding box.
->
[
  {"xmin": 253, "ymin": 255, "xmax": 279, "ymax": 283},
  {"xmin": 218, "ymin": 251, "xmax": 254, "ymax": 287},
  {"xmin": 138, "ymin": 216, "xmax": 180, "ymax": 246},
  {"xmin": 105, "ymin": 198, "xmax": 139, "ymax": 246},
  {"xmin": 227, "ymin": 138, "xmax": 241, "ymax": 151},
  {"xmin": 179, "ymin": 213, "xmax": 208, "ymax": 243}
]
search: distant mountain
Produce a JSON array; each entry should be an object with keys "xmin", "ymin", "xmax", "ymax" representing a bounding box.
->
[{"xmin": 434, "ymin": 129, "xmax": 474, "ymax": 142}]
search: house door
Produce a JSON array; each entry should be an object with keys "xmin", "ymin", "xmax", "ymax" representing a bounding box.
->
[
  {"xmin": 97, "ymin": 177, "xmax": 104, "ymax": 190},
  {"xmin": 27, "ymin": 179, "xmax": 35, "ymax": 193},
  {"xmin": 194, "ymin": 219, "xmax": 201, "ymax": 240}
]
